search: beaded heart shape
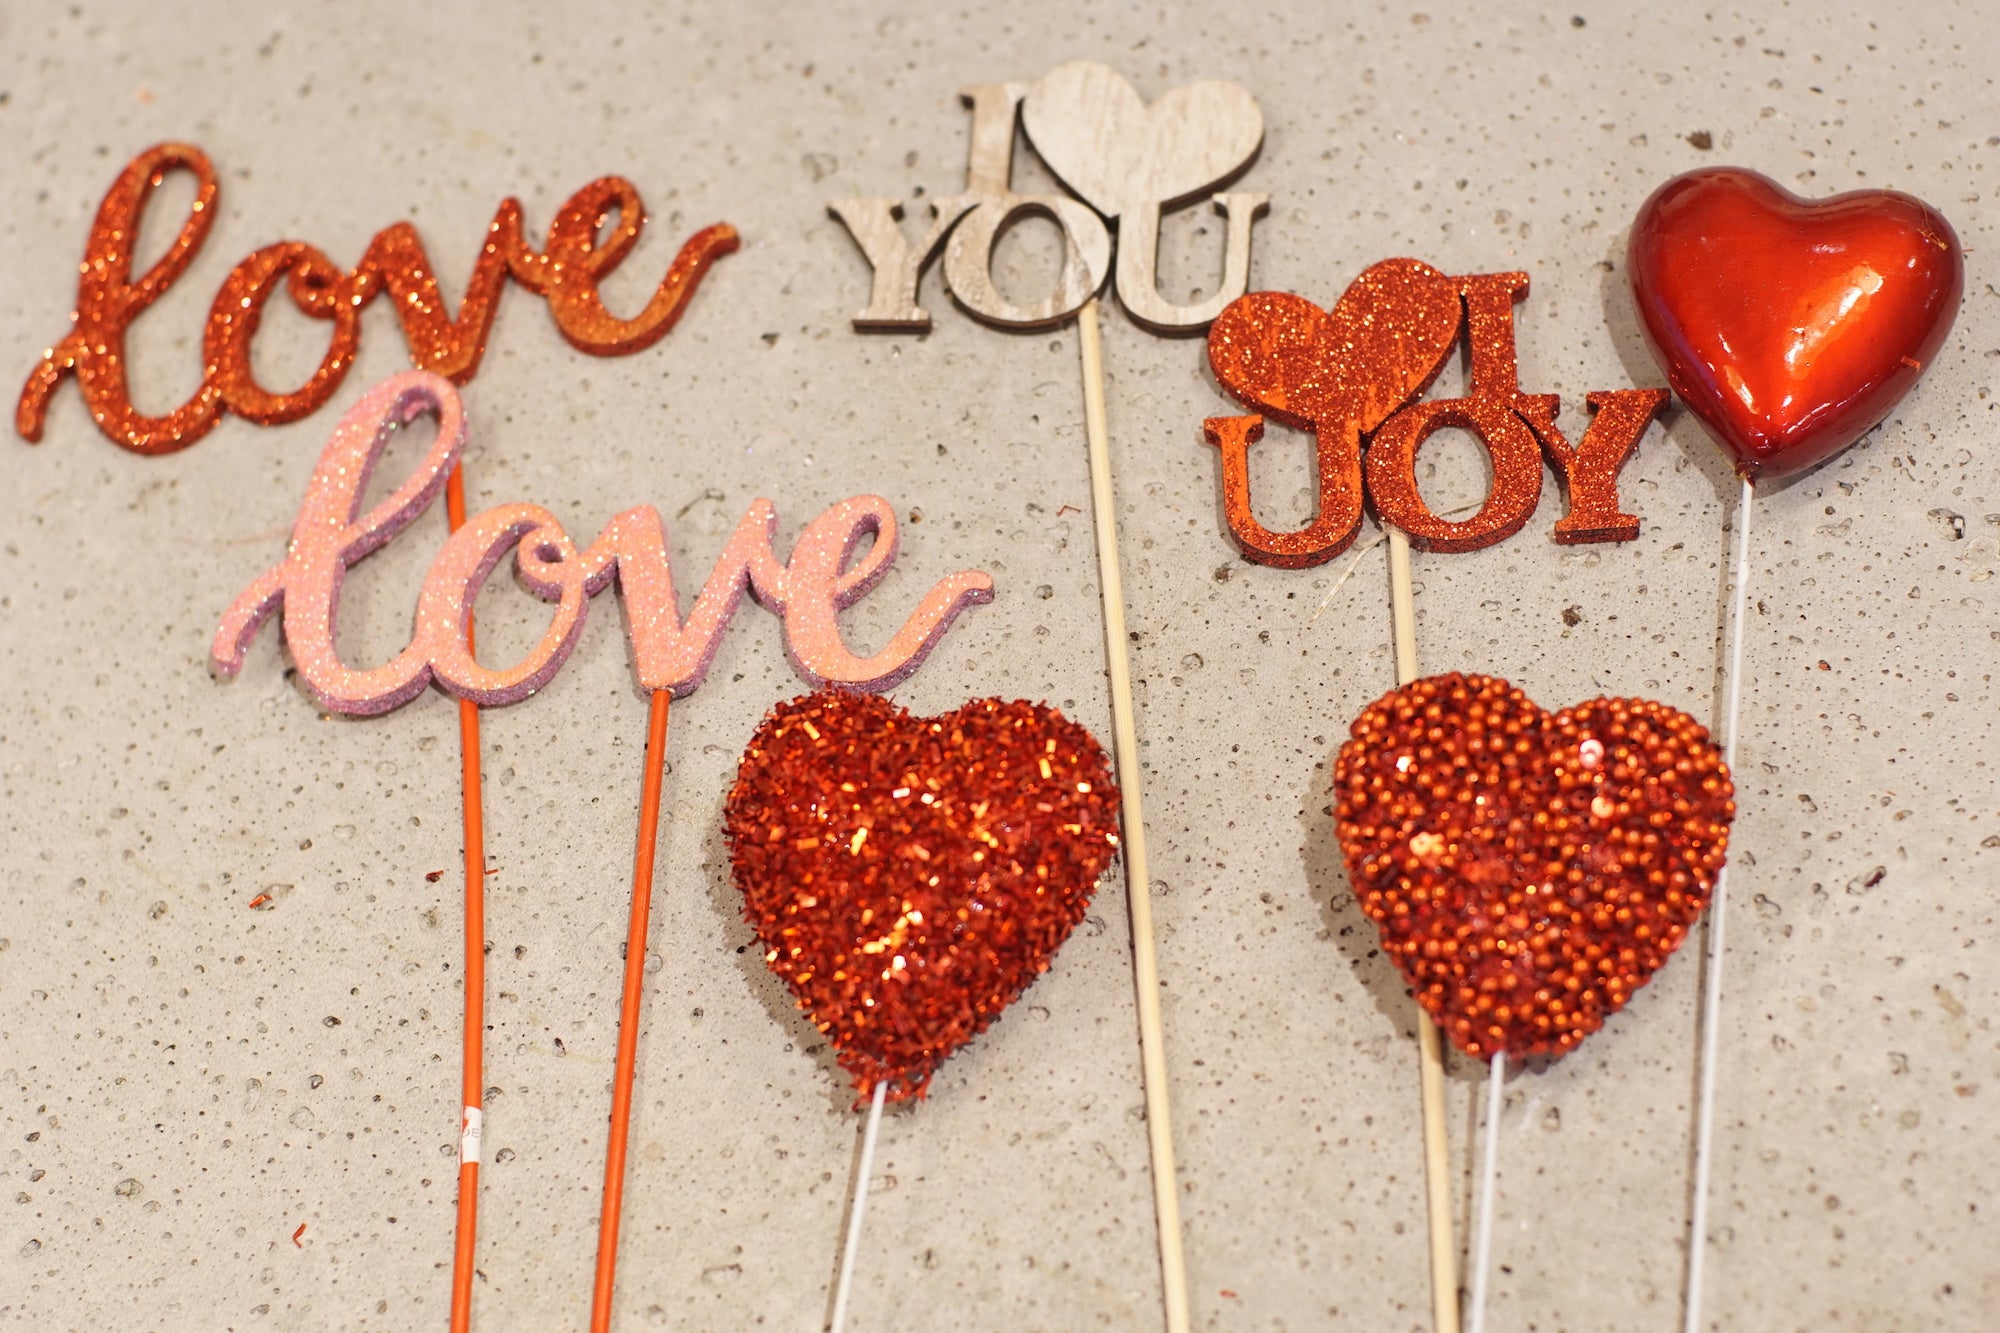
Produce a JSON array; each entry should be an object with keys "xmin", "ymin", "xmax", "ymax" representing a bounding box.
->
[{"xmin": 1334, "ymin": 673, "xmax": 1734, "ymax": 1059}]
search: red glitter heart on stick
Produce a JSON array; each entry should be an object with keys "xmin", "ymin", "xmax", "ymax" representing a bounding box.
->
[
  {"xmin": 1333, "ymin": 674, "xmax": 1734, "ymax": 1060},
  {"xmin": 725, "ymin": 691, "xmax": 1120, "ymax": 1102}
]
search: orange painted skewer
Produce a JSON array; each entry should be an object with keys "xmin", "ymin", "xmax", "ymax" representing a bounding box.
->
[
  {"xmin": 590, "ymin": 687, "xmax": 674, "ymax": 1332},
  {"xmin": 446, "ymin": 466, "xmax": 488, "ymax": 1333}
]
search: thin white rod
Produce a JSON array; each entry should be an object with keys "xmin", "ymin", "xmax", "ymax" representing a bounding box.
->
[
  {"xmin": 1683, "ymin": 473, "xmax": 1756, "ymax": 1332},
  {"xmin": 1077, "ymin": 296, "xmax": 1190, "ymax": 1333},
  {"xmin": 1466, "ymin": 1051, "xmax": 1507, "ymax": 1333},
  {"xmin": 829, "ymin": 1080, "xmax": 889, "ymax": 1333}
]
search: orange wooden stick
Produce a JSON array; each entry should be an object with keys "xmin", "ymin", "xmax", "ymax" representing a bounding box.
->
[
  {"xmin": 446, "ymin": 466, "xmax": 488, "ymax": 1333},
  {"xmin": 590, "ymin": 688, "xmax": 673, "ymax": 1331}
]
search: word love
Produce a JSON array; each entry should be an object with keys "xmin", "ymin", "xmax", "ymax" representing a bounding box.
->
[
  {"xmin": 20, "ymin": 143, "xmax": 737, "ymax": 455},
  {"xmin": 1203, "ymin": 260, "xmax": 1671, "ymax": 565},
  {"xmin": 832, "ymin": 60, "xmax": 1266, "ymax": 333},
  {"xmin": 211, "ymin": 372, "xmax": 993, "ymax": 715}
]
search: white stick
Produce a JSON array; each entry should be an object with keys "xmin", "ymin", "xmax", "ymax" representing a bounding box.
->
[
  {"xmin": 829, "ymin": 1081, "xmax": 889, "ymax": 1333},
  {"xmin": 1389, "ymin": 524, "xmax": 1461, "ymax": 1333},
  {"xmin": 1466, "ymin": 1052, "xmax": 1507, "ymax": 1333},
  {"xmin": 1077, "ymin": 296, "xmax": 1191, "ymax": 1333},
  {"xmin": 1683, "ymin": 474, "xmax": 1756, "ymax": 1332}
]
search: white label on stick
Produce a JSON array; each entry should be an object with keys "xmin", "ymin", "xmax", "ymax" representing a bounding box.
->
[{"xmin": 460, "ymin": 1106, "xmax": 483, "ymax": 1165}]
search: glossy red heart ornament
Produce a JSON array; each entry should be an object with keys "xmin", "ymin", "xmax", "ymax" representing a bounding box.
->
[
  {"xmin": 1629, "ymin": 167, "xmax": 1962, "ymax": 481},
  {"xmin": 724, "ymin": 690, "xmax": 1119, "ymax": 1101},
  {"xmin": 1334, "ymin": 673, "xmax": 1734, "ymax": 1060},
  {"xmin": 1208, "ymin": 258, "xmax": 1462, "ymax": 434}
]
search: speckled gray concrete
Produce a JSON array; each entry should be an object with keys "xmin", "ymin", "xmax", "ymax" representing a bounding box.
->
[{"xmin": 1, "ymin": 2, "xmax": 1995, "ymax": 1330}]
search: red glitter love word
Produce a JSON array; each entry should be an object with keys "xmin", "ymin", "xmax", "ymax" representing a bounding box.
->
[
  {"xmin": 18, "ymin": 143, "xmax": 738, "ymax": 454},
  {"xmin": 725, "ymin": 691, "xmax": 1120, "ymax": 1101},
  {"xmin": 1629, "ymin": 166, "xmax": 1962, "ymax": 481},
  {"xmin": 1333, "ymin": 673, "xmax": 1733, "ymax": 1060}
]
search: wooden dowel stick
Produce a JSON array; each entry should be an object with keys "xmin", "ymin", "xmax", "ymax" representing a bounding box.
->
[
  {"xmin": 1388, "ymin": 526, "xmax": 1420, "ymax": 686},
  {"xmin": 1388, "ymin": 524, "xmax": 1461, "ymax": 1333},
  {"xmin": 828, "ymin": 1081, "xmax": 890, "ymax": 1333},
  {"xmin": 447, "ymin": 466, "xmax": 488, "ymax": 1333},
  {"xmin": 1077, "ymin": 297, "xmax": 1190, "ymax": 1333},
  {"xmin": 590, "ymin": 688, "xmax": 674, "ymax": 1332}
]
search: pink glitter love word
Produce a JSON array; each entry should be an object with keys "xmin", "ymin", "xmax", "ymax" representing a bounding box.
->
[{"xmin": 211, "ymin": 371, "xmax": 994, "ymax": 715}]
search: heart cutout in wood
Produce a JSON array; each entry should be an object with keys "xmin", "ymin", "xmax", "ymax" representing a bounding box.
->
[
  {"xmin": 1208, "ymin": 259, "xmax": 1463, "ymax": 435},
  {"xmin": 1022, "ymin": 60, "xmax": 1263, "ymax": 217},
  {"xmin": 1333, "ymin": 673, "xmax": 1734, "ymax": 1060},
  {"xmin": 1628, "ymin": 166, "xmax": 1962, "ymax": 480},
  {"xmin": 725, "ymin": 690, "xmax": 1120, "ymax": 1101}
]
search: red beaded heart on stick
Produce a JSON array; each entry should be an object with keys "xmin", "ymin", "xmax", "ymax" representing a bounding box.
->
[
  {"xmin": 726, "ymin": 690, "xmax": 1120, "ymax": 1101},
  {"xmin": 1333, "ymin": 673, "xmax": 1734, "ymax": 1060}
]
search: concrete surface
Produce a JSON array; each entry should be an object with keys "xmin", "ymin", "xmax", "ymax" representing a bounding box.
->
[{"xmin": 1, "ymin": 2, "xmax": 1995, "ymax": 1329}]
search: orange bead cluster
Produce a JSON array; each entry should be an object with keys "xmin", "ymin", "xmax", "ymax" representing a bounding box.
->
[
  {"xmin": 725, "ymin": 691, "xmax": 1119, "ymax": 1102},
  {"xmin": 1333, "ymin": 673, "xmax": 1733, "ymax": 1060}
]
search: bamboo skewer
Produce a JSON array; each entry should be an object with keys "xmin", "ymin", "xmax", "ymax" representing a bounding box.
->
[
  {"xmin": 1388, "ymin": 524, "xmax": 1461, "ymax": 1333},
  {"xmin": 1077, "ymin": 297, "xmax": 1190, "ymax": 1333}
]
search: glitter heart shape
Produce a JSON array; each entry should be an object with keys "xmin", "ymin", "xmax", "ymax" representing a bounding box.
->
[
  {"xmin": 1333, "ymin": 673, "xmax": 1734, "ymax": 1060},
  {"xmin": 1022, "ymin": 60, "xmax": 1264, "ymax": 217},
  {"xmin": 1207, "ymin": 259, "xmax": 1462, "ymax": 436},
  {"xmin": 725, "ymin": 690, "xmax": 1120, "ymax": 1101},
  {"xmin": 1628, "ymin": 166, "xmax": 1962, "ymax": 481}
]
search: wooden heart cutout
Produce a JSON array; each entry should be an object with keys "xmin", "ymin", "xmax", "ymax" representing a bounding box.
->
[
  {"xmin": 1022, "ymin": 60, "xmax": 1263, "ymax": 217},
  {"xmin": 1628, "ymin": 166, "xmax": 1962, "ymax": 480},
  {"xmin": 1207, "ymin": 258, "xmax": 1463, "ymax": 435},
  {"xmin": 1334, "ymin": 673, "xmax": 1734, "ymax": 1060},
  {"xmin": 725, "ymin": 691, "xmax": 1120, "ymax": 1101}
]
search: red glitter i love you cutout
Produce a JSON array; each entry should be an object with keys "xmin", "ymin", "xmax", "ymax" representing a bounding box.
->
[
  {"xmin": 725, "ymin": 691, "xmax": 1120, "ymax": 1101},
  {"xmin": 1333, "ymin": 674, "xmax": 1734, "ymax": 1060},
  {"xmin": 1204, "ymin": 263, "xmax": 1670, "ymax": 565}
]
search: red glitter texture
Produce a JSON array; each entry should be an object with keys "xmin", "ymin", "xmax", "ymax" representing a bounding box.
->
[
  {"xmin": 1202, "ymin": 260, "xmax": 1461, "ymax": 568},
  {"xmin": 725, "ymin": 691, "xmax": 1119, "ymax": 1102},
  {"xmin": 18, "ymin": 142, "xmax": 739, "ymax": 454},
  {"xmin": 1333, "ymin": 673, "xmax": 1734, "ymax": 1060}
]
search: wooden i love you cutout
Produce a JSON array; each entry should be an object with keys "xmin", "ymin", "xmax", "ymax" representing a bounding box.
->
[{"xmin": 830, "ymin": 60, "xmax": 1267, "ymax": 333}]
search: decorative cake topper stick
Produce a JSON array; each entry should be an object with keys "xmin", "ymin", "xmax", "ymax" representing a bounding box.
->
[
  {"xmin": 1204, "ymin": 266, "xmax": 1669, "ymax": 566},
  {"xmin": 1385, "ymin": 527, "xmax": 1462, "ymax": 1333},
  {"xmin": 828, "ymin": 1080, "xmax": 889, "ymax": 1333},
  {"xmin": 589, "ymin": 686, "xmax": 672, "ymax": 1333},
  {"xmin": 1625, "ymin": 165, "xmax": 1963, "ymax": 1333},
  {"xmin": 1465, "ymin": 1050, "xmax": 1506, "ymax": 1333},
  {"xmin": 1020, "ymin": 60, "xmax": 1267, "ymax": 333},
  {"xmin": 1335, "ymin": 673, "xmax": 1735, "ymax": 1329},
  {"xmin": 828, "ymin": 61, "xmax": 1267, "ymax": 336},
  {"xmin": 941, "ymin": 82, "xmax": 1113, "ymax": 330},
  {"xmin": 18, "ymin": 143, "xmax": 738, "ymax": 455},
  {"xmin": 1203, "ymin": 260, "xmax": 1677, "ymax": 1330},
  {"xmin": 1068, "ymin": 300, "xmax": 1195, "ymax": 1333},
  {"xmin": 444, "ymin": 467, "xmax": 490, "ymax": 1333},
  {"xmin": 828, "ymin": 61, "xmax": 1281, "ymax": 1331},
  {"xmin": 213, "ymin": 371, "xmax": 994, "ymax": 1329},
  {"xmin": 725, "ymin": 691, "xmax": 1122, "ymax": 1331}
]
